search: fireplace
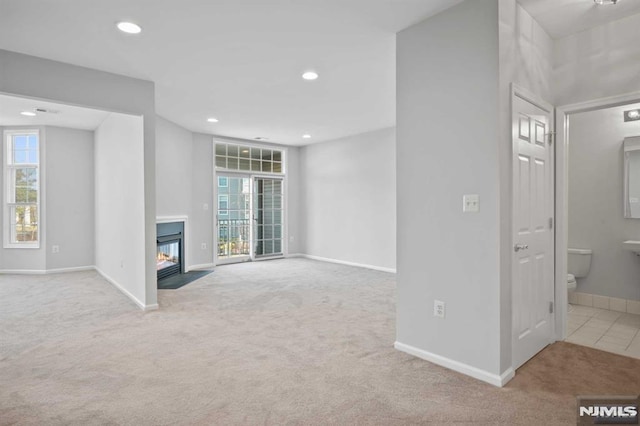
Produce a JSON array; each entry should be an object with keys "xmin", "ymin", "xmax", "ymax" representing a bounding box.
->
[{"xmin": 157, "ymin": 221, "xmax": 185, "ymax": 281}]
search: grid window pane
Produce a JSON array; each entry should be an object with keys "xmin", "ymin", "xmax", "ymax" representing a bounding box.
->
[
  {"xmin": 5, "ymin": 131, "xmax": 40, "ymax": 246},
  {"xmin": 215, "ymin": 143, "xmax": 283, "ymax": 174}
]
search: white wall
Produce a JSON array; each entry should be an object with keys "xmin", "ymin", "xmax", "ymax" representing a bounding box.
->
[
  {"xmin": 568, "ymin": 105, "xmax": 640, "ymax": 301},
  {"xmin": 554, "ymin": 13, "xmax": 640, "ymax": 106},
  {"xmin": 397, "ymin": 0, "xmax": 503, "ymax": 380},
  {"xmin": 95, "ymin": 113, "xmax": 147, "ymax": 307},
  {"xmin": 156, "ymin": 117, "xmax": 193, "ymax": 218},
  {"xmin": 299, "ymin": 127, "xmax": 396, "ymax": 271},
  {"xmin": 191, "ymin": 132, "xmax": 215, "ymax": 267},
  {"xmin": 0, "ymin": 125, "xmax": 94, "ymax": 272},
  {"xmin": 0, "ymin": 49, "xmax": 157, "ymax": 308},
  {"xmin": 46, "ymin": 126, "xmax": 94, "ymax": 270},
  {"xmin": 498, "ymin": 0, "xmax": 554, "ymax": 372}
]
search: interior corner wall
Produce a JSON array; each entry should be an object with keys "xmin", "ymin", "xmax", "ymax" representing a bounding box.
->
[
  {"xmin": 95, "ymin": 113, "xmax": 146, "ymax": 306},
  {"xmin": 396, "ymin": 0, "xmax": 502, "ymax": 378},
  {"xmin": 0, "ymin": 49, "xmax": 157, "ymax": 308},
  {"xmin": 554, "ymin": 12, "xmax": 640, "ymax": 106},
  {"xmin": 156, "ymin": 117, "xmax": 193, "ymax": 218},
  {"xmin": 45, "ymin": 126, "xmax": 95, "ymax": 270},
  {"xmin": 299, "ymin": 127, "xmax": 396, "ymax": 271},
  {"xmin": 498, "ymin": 0, "xmax": 553, "ymax": 372}
]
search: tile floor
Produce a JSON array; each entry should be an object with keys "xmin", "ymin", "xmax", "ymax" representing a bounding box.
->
[{"xmin": 566, "ymin": 304, "xmax": 640, "ymax": 359}]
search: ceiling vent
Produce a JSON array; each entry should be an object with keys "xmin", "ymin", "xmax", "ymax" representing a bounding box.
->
[{"xmin": 34, "ymin": 108, "xmax": 60, "ymax": 114}]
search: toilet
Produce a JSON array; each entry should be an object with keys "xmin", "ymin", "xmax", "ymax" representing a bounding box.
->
[{"xmin": 567, "ymin": 248, "xmax": 592, "ymax": 302}]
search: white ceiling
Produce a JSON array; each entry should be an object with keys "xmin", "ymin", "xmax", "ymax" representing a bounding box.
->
[
  {"xmin": 0, "ymin": 94, "xmax": 111, "ymax": 131},
  {"xmin": 0, "ymin": 0, "xmax": 637, "ymax": 145},
  {"xmin": 518, "ymin": 0, "xmax": 640, "ymax": 39},
  {"xmin": 0, "ymin": 0, "xmax": 462, "ymax": 146}
]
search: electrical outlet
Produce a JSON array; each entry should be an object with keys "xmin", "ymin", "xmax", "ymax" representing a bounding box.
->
[
  {"xmin": 289, "ymin": 236, "xmax": 295, "ymax": 242},
  {"xmin": 463, "ymin": 194, "xmax": 480, "ymax": 213},
  {"xmin": 434, "ymin": 300, "xmax": 445, "ymax": 318},
  {"xmin": 52, "ymin": 245, "xmax": 60, "ymax": 253},
  {"xmin": 201, "ymin": 243, "xmax": 207, "ymax": 250}
]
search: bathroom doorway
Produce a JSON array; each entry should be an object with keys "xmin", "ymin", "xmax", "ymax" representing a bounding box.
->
[{"xmin": 556, "ymin": 91, "xmax": 640, "ymax": 360}]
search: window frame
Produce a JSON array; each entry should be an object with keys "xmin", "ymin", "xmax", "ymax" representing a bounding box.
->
[{"xmin": 3, "ymin": 129, "xmax": 41, "ymax": 249}]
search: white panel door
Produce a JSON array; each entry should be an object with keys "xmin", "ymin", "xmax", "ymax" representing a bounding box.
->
[{"xmin": 512, "ymin": 92, "xmax": 555, "ymax": 369}]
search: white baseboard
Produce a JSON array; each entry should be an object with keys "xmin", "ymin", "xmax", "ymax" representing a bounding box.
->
[
  {"xmin": 394, "ymin": 341, "xmax": 514, "ymax": 387},
  {"xmin": 0, "ymin": 265, "xmax": 95, "ymax": 275},
  {"xmin": 186, "ymin": 263, "xmax": 214, "ymax": 272},
  {"xmin": 296, "ymin": 254, "xmax": 396, "ymax": 274},
  {"xmin": 94, "ymin": 267, "xmax": 156, "ymax": 311}
]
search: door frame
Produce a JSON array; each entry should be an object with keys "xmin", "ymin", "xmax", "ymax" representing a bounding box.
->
[
  {"xmin": 212, "ymin": 141, "xmax": 289, "ymax": 266},
  {"xmin": 554, "ymin": 90, "xmax": 640, "ymax": 340},
  {"xmin": 511, "ymin": 83, "xmax": 557, "ymax": 367}
]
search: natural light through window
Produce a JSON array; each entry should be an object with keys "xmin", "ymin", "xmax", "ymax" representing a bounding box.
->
[{"xmin": 3, "ymin": 129, "xmax": 40, "ymax": 248}]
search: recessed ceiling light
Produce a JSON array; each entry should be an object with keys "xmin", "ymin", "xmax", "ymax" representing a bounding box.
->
[
  {"xmin": 254, "ymin": 137, "xmax": 268, "ymax": 141},
  {"xmin": 117, "ymin": 21, "xmax": 142, "ymax": 34},
  {"xmin": 302, "ymin": 71, "xmax": 319, "ymax": 81},
  {"xmin": 20, "ymin": 111, "xmax": 36, "ymax": 117},
  {"xmin": 207, "ymin": 117, "xmax": 219, "ymax": 123},
  {"xmin": 302, "ymin": 134, "xmax": 311, "ymax": 139},
  {"xmin": 624, "ymin": 109, "xmax": 640, "ymax": 122},
  {"xmin": 594, "ymin": 0, "xmax": 618, "ymax": 5}
]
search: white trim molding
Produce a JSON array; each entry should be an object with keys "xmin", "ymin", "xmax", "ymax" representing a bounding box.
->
[
  {"xmin": 296, "ymin": 253, "xmax": 396, "ymax": 274},
  {"xmin": 0, "ymin": 265, "xmax": 95, "ymax": 275},
  {"xmin": 394, "ymin": 341, "xmax": 515, "ymax": 387},
  {"xmin": 95, "ymin": 266, "xmax": 158, "ymax": 311},
  {"xmin": 187, "ymin": 263, "xmax": 214, "ymax": 271}
]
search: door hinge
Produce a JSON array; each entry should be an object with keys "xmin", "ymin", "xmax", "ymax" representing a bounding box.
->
[
  {"xmin": 549, "ymin": 301, "xmax": 554, "ymax": 314},
  {"xmin": 546, "ymin": 131, "xmax": 556, "ymax": 145}
]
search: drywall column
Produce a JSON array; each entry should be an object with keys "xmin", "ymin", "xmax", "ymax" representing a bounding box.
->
[
  {"xmin": 95, "ymin": 113, "xmax": 146, "ymax": 307},
  {"xmin": 0, "ymin": 49, "xmax": 157, "ymax": 308},
  {"xmin": 396, "ymin": 0, "xmax": 504, "ymax": 384}
]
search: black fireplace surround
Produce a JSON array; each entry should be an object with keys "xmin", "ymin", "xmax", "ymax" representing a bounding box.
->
[{"xmin": 157, "ymin": 222, "xmax": 184, "ymax": 281}]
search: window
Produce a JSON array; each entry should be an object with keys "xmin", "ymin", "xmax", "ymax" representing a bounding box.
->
[
  {"xmin": 218, "ymin": 195, "xmax": 228, "ymax": 216},
  {"xmin": 215, "ymin": 142, "xmax": 284, "ymax": 174},
  {"xmin": 218, "ymin": 176, "xmax": 228, "ymax": 187},
  {"xmin": 4, "ymin": 130, "xmax": 40, "ymax": 248}
]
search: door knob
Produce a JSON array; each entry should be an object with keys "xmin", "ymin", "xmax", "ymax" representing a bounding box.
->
[{"xmin": 514, "ymin": 244, "xmax": 529, "ymax": 252}]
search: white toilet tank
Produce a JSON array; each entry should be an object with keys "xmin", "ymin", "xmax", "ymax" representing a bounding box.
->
[{"xmin": 568, "ymin": 248, "xmax": 592, "ymax": 278}]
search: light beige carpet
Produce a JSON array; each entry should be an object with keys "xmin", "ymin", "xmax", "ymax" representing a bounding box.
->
[{"xmin": 1, "ymin": 259, "xmax": 639, "ymax": 425}]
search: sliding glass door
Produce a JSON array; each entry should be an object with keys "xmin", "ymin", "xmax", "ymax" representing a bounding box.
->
[
  {"xmin": 216, "ymin": 174, "xmax": 284, "ymax": 264},
  {"xmin": 216, "ymin": 174, "xmax": 251, "ymax": 264},
  {"xmin": 254, "ymin": 177, "xmax": 283, "ymax": 258}
]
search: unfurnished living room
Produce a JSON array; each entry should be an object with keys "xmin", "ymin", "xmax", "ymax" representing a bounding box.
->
[{"xmin": 1, "ymin": 0, "xmax": 640, "ymax": 424}]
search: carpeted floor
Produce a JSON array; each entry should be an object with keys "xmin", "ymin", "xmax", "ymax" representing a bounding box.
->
[{"xmin": 1, "ymin": 258, "xmax": 639, "ymax": 425}]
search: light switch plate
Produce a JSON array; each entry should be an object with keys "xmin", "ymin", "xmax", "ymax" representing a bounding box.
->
[{"xmin": 463, "ymin": 194, "xmax": 480, "ymax": 213}]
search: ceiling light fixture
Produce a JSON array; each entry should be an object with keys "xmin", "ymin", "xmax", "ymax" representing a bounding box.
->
[
  {"xmin": 117, "ymin": 21, "xmax": 142, "ymax": 34},
  {"xmin": 207, "ymin": 117, "xmax": 219, "ymax": 123},
  {"xmin": 302, "ymin": 71, "xmax": 319, "ymax": 81},
  {"xmin": 624, "ymin": 109, "xmax": 640, "ymax": 122},
  {"xmin": 20, "ymin": 111, "xmax": 36, "ymax": 117},
  {"xmin": 302, "ymin": 134, "xmax": 311, "ymax": 139},
  {"xmin": 254, "ymin": 137, "xmax": 268, "ymax": 141},
  {"xmin": 594, "ymin": 0, "xmax": 618, "ymax": 5}
]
